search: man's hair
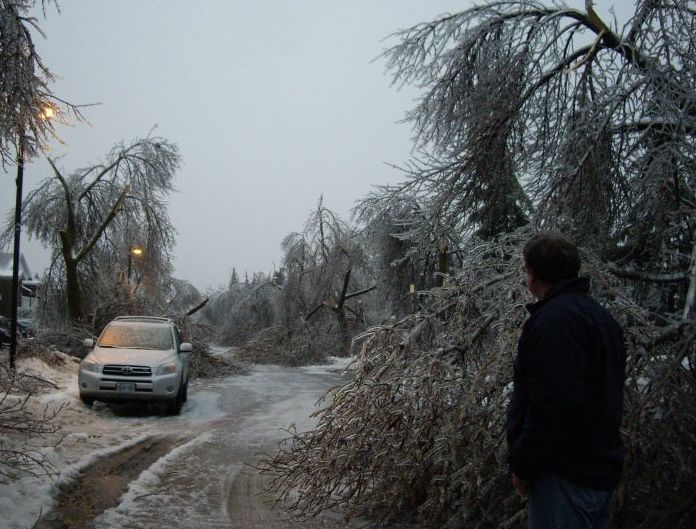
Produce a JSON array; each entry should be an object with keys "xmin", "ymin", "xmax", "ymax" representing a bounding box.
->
[{"xmin": 523, "ymin": 231, "xmax": 581, "ymax": 284}]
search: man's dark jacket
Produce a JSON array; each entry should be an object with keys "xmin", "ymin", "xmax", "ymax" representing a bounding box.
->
[{"xmin": 506, "ymin": 277, "xmax": 625, "ymax": 490}]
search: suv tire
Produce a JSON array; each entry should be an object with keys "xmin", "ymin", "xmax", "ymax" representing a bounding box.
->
[
  {"xmin": 165, "ymin": 382, "xmax": 184, "ymax": 415},
  {"xmin": 80, "ymin": 394, "xmax": 95, "ymax": 407},
  {"xmin": 182, "ymin": 379, "xmax": 189, "ymax": 403}
]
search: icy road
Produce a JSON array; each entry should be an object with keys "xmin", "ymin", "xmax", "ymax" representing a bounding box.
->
[{"xmin": 2, "ymin": 353, "xmax": 358, "ymax": 529}]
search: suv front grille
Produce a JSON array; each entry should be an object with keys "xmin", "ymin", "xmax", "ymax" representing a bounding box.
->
[{"xmin": 102, "ymin": 365, "xmax": 152, "ymax": 377}]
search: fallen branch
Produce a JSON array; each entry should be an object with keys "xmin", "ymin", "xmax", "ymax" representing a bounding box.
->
[
  {"xmin": 609, "ymin": 267, "xmax": 688, "ymax": 283},
  {"xmin": 186, "ymin": 296, "xmax": 209, "ymax": 316}
]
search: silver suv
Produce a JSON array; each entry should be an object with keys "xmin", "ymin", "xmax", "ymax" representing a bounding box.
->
[{"xmin": 78, "ymin": 316, "xmax": 192, "ymax": 415}]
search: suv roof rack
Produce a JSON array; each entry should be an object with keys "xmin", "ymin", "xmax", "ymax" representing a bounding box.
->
[{"xmin": 113, "ymin": 316, "xmax": 172, "ymax": 324}]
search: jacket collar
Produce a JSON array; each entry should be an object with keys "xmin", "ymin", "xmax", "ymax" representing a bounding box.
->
[{"xmin": 526, "ymin": 276, "xmax": 590, "ymax": 315}]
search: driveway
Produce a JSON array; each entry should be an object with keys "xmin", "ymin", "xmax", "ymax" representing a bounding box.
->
[{"xmin": 34, "ymin": 359, "xmax": 361, "ymax": 529}]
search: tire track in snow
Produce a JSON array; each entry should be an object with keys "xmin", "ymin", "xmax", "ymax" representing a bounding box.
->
[
  {"xmin": 36, "ymin": 435, "xmax": 183, "ymax": 529},
  {"xmin": 92, "ymin": 431, "xmax": 228, "ymax": 529}
]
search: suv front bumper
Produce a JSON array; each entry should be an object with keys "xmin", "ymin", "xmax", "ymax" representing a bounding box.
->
[{"xmin": 78, "ymin": 368, "xmax": 182, "ymax": 401}]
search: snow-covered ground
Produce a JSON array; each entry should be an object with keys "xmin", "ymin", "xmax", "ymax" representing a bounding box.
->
[{"xmin": 0, "ymin": 351, "xmax": 355, "ymax": 529}]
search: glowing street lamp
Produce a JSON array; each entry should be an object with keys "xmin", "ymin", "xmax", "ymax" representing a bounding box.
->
[
  {"xmin": 127, "ymin": 245, "xmax": 144, "ymax": 281},
  {"xmin": 38, "ymin": 105, "xmax": 55, "ymax": 121}
]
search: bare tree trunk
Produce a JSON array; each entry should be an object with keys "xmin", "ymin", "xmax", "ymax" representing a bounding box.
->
[
  {"xmin": 64, "ymin": 255, "xmax": 83, "ymax": 322},
  {"xmin": 436, "ymin": 241, "xmax": 448, "ymax": 287},
  {"xmin": 332, "ymin": 268, "xmax": 352, "ymax": 353},
  {"xmin": 59, "ymin": 231, "xmax": 83, "ymax": 322},
  {"xmin": 335, "ymin": 308, "xmax": 349, "ymax": 353}
]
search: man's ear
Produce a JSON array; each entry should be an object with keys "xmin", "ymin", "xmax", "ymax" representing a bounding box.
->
[{"xmin": 526, "ymin": 268, "xmax": 545, "ymax": 299}]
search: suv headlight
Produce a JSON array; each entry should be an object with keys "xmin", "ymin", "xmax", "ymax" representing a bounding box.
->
[
  {"xmin": 81, "ymin": 359, "xmax": 101, "ymax": 373},
  {"xmin": 157, "ymin": 362, "xmax": 178, "ymax": 376}
]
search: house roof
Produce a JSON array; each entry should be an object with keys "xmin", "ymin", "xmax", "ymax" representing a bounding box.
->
[{"xmin": 0, "ymin": 253, "xmax": 31, "ymax": 279}]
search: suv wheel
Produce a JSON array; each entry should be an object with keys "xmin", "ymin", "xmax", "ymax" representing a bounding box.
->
[
  {"xmin": 80, "ymin": 394, "xmax": 95, "ymax": 407},
  {"xmin": 182, "ymin": 379, "xmax": 189, "ymax": 403}
]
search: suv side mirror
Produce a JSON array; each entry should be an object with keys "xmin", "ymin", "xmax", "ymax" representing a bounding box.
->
[
  {"xmin": 179, "ymin": 342, "xmax": 193, "ymax": 353},
  {"xmin": 83, "ymin": 338, "xmax": 94, "ymax": 348}
]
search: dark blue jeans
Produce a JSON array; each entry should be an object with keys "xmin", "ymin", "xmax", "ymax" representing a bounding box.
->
[{"xmin": 529, "ymin": 473, "xmax": 613, "ymax": 529}]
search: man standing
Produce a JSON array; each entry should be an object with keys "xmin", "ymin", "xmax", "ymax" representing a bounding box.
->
[{"xmin": 506, "ymin": 232, "xmax": 626, "ymax": 529}]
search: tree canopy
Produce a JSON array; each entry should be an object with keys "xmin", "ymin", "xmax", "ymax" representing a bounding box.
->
[
  {"xmin": 374, "ymin": 0, "xmax": 694, "ymax": 262},
  {"xmin": 0, "ymin": 0, "xmax": 80, "ymax": 164},
  {"xmin": 2, "ymin": 135, "xmax": 181, "ymax": 321}
]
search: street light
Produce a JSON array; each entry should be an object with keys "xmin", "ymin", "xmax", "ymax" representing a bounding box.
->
[
  {"xmin": 126, "ymin": 245, "xmax": 144, "ymax": 300},
  {"xmin": 127, "ymin": 245, "xmax": 144, "ymax": 280},
  {"xmin": 38, "ymin": 106, "xmax": 55, "ymax": 121},
  {"xmin": 9, "ymin": 104, "xmax": 54, "ymax": 369}
]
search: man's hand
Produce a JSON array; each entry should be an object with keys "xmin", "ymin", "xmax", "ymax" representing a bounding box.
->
[{"xmin": 512, "ymin": 473, "xmax": 530, "ymax": 495}]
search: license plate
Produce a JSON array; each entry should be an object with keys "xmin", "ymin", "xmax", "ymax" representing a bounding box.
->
[{"xmin": 116, "ymin": 382, "xmax": 136, "ymax": 392}]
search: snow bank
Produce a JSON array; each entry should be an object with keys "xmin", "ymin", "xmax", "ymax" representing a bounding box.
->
[
  {"xmin": 0, "ymin": 353, "xmax": 80, "ymax": 529},
  {"xmin": 0, "ymin": 475, "xmax": 53, "ymax": 529},
  {"xmin": 0, "ymin": 435, "xmax": 154, "ymax": 529}
]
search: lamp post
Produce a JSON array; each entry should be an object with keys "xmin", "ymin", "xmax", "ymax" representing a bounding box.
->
[
  {"xmin": 9, "ymin": 105, "xmax": 54, "ymax": 369},
  {"xmin": 8, "ymin": 137, "xmax": 25, "ymax": 370}
]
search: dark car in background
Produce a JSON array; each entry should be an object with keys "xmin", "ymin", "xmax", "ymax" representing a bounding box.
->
[
  {"xmin": 0, "ymin": 316, "xmax": 32, "ymax": 349},
  {"xmin": 17, "ymin": 319, "xmax": 34, "ymax": 338}
]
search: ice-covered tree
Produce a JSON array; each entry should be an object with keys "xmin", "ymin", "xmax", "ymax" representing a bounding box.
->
[
  {"xmin": 163, "ymin": 278, "xmax": 203, "ymax": 315},
  {"xmin": 209, "ymin": 270, "xmax": 281, "ymax": 346},
  {"xmin": 2, "ymin": 135, "xmax": 181, "ymax": 321},
  {"xmin": 281, "ymin": 197, "xmax": 374, "ymax": 352},
  {"xmin": 263, "ymin": 2, "xmax": 696, "ymax": 527},
  {"xmin": 0, "ymin": 0, "xmax": 81, "ymax": 163},
  {"xmin": 357, "ymin": 191, "xmax": 468, "ymax": 316},
  {"xmin": 379, "ymin": 0, "xmax": 694, "ymax": 281},
  {"xmin": 1, "ymin": 0, "xmax": 54, "ymax": 162}
]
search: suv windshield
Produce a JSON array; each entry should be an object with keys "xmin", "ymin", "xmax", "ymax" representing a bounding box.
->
[{"xmin": 98, "ymin": 323, "xmax": 174, "ymax": 350}]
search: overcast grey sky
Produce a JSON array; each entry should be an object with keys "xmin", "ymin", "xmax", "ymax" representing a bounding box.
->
[{"xmin": 1, "ymin": 1, "xmax": 632, "ymax": 291}]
